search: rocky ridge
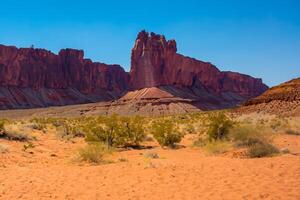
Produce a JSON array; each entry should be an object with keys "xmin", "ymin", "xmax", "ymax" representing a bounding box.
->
[{"xmin": 0, "ymin": 31, "xmax": 268, "ymax": 112}]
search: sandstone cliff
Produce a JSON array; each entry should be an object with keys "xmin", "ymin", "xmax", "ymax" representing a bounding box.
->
[
  {"xmin": 0, "ymin": 31, "xmax": 269, "ymax": 111},
  {"xmin": 0, "ymin": 45, "xmax": 129, "ymax": 109},
  {"xmin": 129, "ymin": 31, "xmax": 268, "ymax": 98}
]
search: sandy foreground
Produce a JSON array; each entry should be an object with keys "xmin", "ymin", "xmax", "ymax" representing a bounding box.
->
[{"xmin": 0, "ymin": 132, "xmax": 300, "ymax": 200}]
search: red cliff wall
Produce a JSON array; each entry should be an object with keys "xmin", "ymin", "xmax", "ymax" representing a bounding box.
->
[
  {"xmin": 0, "ymin": 31, "xmax": 268, "ymax": 110},
  {"xmin": 0, "ymin": 45, "xmax": 129, "ymax": 92},
  {"xmin": 129, "ymin": 31, "xmax": 268, "ymax": 98}
]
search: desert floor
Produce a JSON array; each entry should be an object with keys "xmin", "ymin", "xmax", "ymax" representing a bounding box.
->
[{"xmin": 1, "ymin": 131, "xmax": 300, "ymax": 200}]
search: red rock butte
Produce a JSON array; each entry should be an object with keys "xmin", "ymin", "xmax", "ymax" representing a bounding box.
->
[
  {"xmin": 0, "ymin": 31, "xmax": 268, "ymax": 111},
  {"xmin": 130, "ymin": 31, "xmax": 267, "ymax": 96}
]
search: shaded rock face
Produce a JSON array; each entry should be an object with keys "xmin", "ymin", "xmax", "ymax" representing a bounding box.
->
[
  {"xmin": 130, "ymin": 31, "xmax": 268, "ymax": 98},
  {"xmin": 0, "ymin": 45, "xmax": 129, "ymax": 109},
  {"xmin": 0, "ymin": 45, "xmax": 129, "ymax": 92}
]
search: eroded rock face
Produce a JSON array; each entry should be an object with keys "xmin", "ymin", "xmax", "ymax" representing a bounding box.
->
[
  {"xmin": 0, "ymin": 45, "xmax": 129, "ymax": 109},
  {"xmin": 0, "ymin": 45, "xmax": 129, "ymax": 92},
  {"xmin": 129, "ymin": 31, "xmax": 268, "ymax": 98},
  {"xmin": 0, "ymin": 31, "xmax": 269, "ymax": 111},
  {"xmin": 245, "ymin": 78, "xmax": 300, "ymax": 105},
  {"xmin": 238, "ymin": 78, "xmax": 300, "ymax": 116}
]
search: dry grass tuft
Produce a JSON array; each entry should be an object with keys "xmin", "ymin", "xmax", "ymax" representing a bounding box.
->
[
  {"xmin": 204, "ymin": 140, "xmax": 232, "ymax": 155},
  {"xmin": 78, "ymin": 143, "xmax": 112, "ymax": 164},
  {"xmin": 1, "ymin": 123, "xmax": 34, "ymax": 141},
  {"xmin": 247, "ymin": 142, "xmax": 279, "ymax": 158}
]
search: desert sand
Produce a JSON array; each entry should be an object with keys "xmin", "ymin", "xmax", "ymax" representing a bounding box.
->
[{"xmin": 1, "ymin": 129, "xmax": 299, "ymax": 200}]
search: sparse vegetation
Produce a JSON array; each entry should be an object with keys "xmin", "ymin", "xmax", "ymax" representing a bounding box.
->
[
  {"xmin": 247, "ymin": 142, "xmax": 279, "ymax": 158},
  {"xmin": 152, "ymin": 119, "xmax": 183, "ymax": 148},
  {"xmin": 207, "ymin": 112, "xmax": 234, "ymax": 141},
  {"xmin": 78, "ymin": 143, "xmax": 112, "ymax": 164},
  {"xmin": 1, "ymin": 123, "xmax": 33, "ymax": 141},
  {"xmin": 29, "ymin": 118, "xmax": 47, "ymax": 131},
  {"xmin": 121, "ymin": 116, "xmax": 146, "ymax": 147},
  {"xmin": 62, "ymin": 122, "xmax": 84, "ymax": 139},
  {"xmin": 0, "ymin": 119, "xmax": 5, "ymax": 132},
  {"xmin": 23, "ymin": 142, "xmax": 35, "ymax": 152},
  {"xmin": 230, "ymin": 124, "xmax": 270, "ymax": 147},
  {"xmin": 204, "ymin": 140, "xmax": 232, "ymax": 154},
  {"xmin": 0, "ymin": 111, "xmax": 287, "ymax": 159},
  {"xmin": 84, "ymin": 115, "xmax": 127, "ymax": 147},
  {"xmin": 193, "ymin": 137, "xmax": 207, "ymax": 147}
]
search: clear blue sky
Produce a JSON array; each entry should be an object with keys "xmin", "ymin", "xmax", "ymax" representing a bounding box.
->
[{"xmin": 1, "ymin": 0, "xmax": 299, "ymax": 86}]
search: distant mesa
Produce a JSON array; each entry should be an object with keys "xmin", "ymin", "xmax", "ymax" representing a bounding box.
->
[{"xmin": 0, "ymin": 30, "xmax": 268, "ymax": 114}]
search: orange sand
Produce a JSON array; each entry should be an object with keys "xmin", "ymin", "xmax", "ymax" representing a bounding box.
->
[{"xmin": 0, "ymin": 133, "xmax": 300, "ymax": 200}]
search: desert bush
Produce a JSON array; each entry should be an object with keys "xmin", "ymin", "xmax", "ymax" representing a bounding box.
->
[
  {"xmin": 247, "ymin": 142, "xmax": 279, "ymax": 158},
  {"xmin": 230, "ymin": 124, "xmax": 270, "ymax": 147},
  {"xmin": 78, "ymin": 143, "xmax": 111, "ymax": 163},
  {"xmin": 83, "ymin": 115, "xmax": 146, "ymax": 148},
  {"xmin": 1, "ymin": 123, "xmax": 33, "ymax": 141},
  {"xmin": 193, "ymin": 137, "xmax": 208, "ymax": 147},
  {"xmin": 0, "ymin": 120, "xmax": 5, "ymax": 131},
  {"xmin": 29, "ymin": 118, "xmax": 47, "ymax": 131},
  {"xmin": 53, "ymin": 118, "xmax": 85, "ymax": 139},
  {"xmin": 285, "ymin": 129, "xmax": 300, "ymax": 136},
  {"xmin": 121, "ymin": 116, "xmax": 146, "ymax": 146},
  {"xmin": 84, "ymin": 115, "xmax": 127, "ymax": 147},
  {"xmin": 31, "ymin": 122, "xmax": 46, "ymax": 131},
  {"xmin": 62, "ymin": 120, "xmax": 85, "ymax": 138},
  {"xmin": 183, "ymin": 123, "xmax": 196, "ymax": 134},
  {"xmin": 204, "ymin": 140, "xmax": 232, "ymax": 154},
  {"xmin": 207, "ymin": 112, "xmax": 234, "ymax": 141},
  {"xmin": 23, "ymin": 142, "xmax": 35, "ymax": 151},
  {"xmin": 269, "ymin": 117, "xmax": 288, "ymax": 131},
  {"xmin": 152, "ymin": 119, "xmax": 183, "ymax": 148}
]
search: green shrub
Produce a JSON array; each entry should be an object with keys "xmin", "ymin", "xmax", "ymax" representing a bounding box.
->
[
  {"xmin": 193, "ymin": 137, "xmax": 208, "ymax": 147},
  {"xmin": 207, "ymin": 112, "xmax": 234, "ymax": 141},
  {"xmin": 62, "ymin": 120, "xmax": 85, "ymax": 138},
  {"xmin": 204, "ymin": 140, "xmax": 232, "ymax": 154},
  {"xmin": 121, "ymin": 116, "xmax": 146, "ymax": 146},
  {"xmin": 78, "ymin": 143, "xmax": 110, "ymax": 163},
  {"xmin": 84, "ymin": 115, "xmax": 127, "ymax": 147},
  {"xmin": 23, "ymin": 142, "xmax": 35, "ymax": 151},
  {"xmin": 83, "ymin": 115, "xmax": 146, "ymax": 148},
  {"xmin": 247, "ymin": 142, "xmax": 279, "ymax": 158},
  {"xmin": 230, "ymin": 124, "xmax": 269, "ymax": 147},
  {"xmin": 183, "ymin": 123, "xmax": 196, "ymax": 134},
  {"xmin": 152, "ymin": 119, "xmax": 183, "ymax": 148}
]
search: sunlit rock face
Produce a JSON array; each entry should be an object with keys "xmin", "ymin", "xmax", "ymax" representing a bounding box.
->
[
  {"xmin": 129, "ymin": 31, "xmax": 268, "ymax": 97},
  {"xmin": 0, "ymin": 31, "xmax": 268, "ymax": 110}
]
